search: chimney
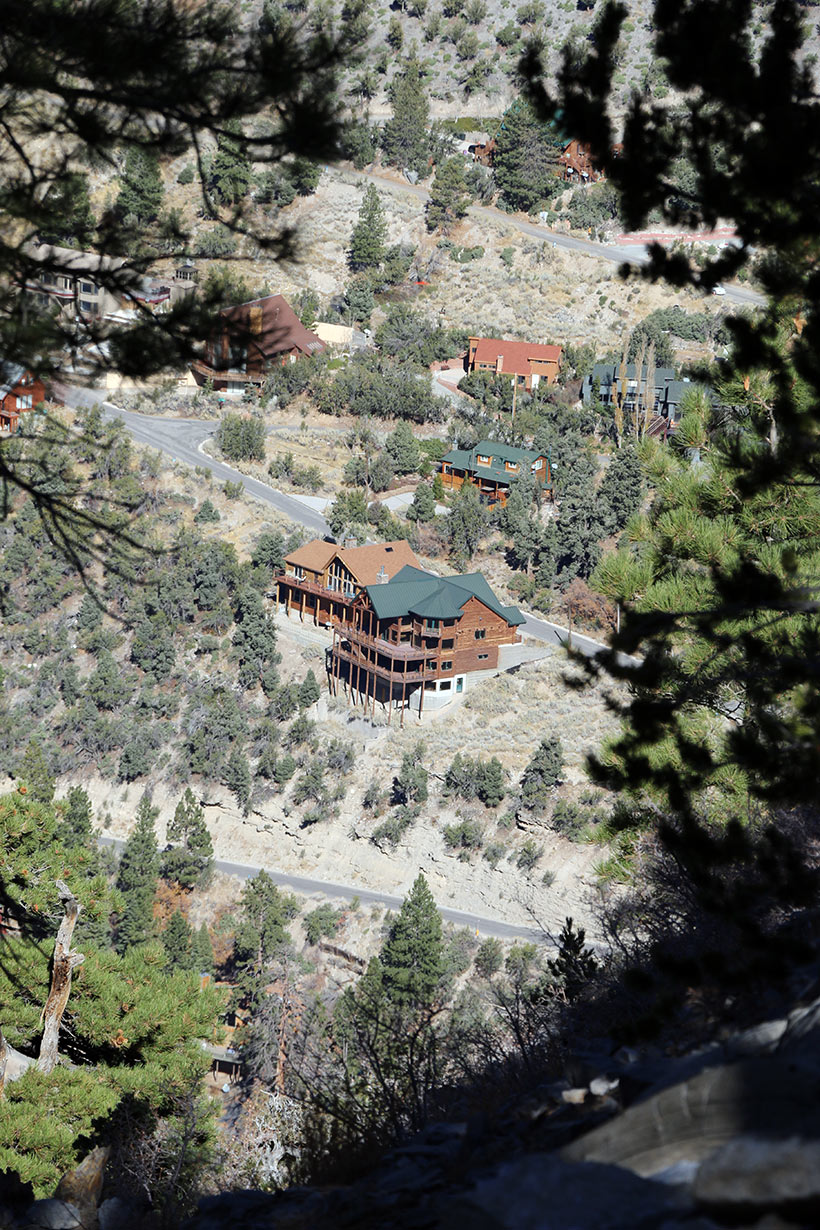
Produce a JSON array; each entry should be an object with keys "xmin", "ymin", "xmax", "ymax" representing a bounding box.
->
[
  {"xmin": 496, "ymin": 353, "xmax": 504, "ymax": 373},
  {"xmin": 377, "ymin": 565, "xmax": 388, "ymax": 584},
  {"xmin": 344, "ymin": 536, "xmax": 357, "ymax": 550}
]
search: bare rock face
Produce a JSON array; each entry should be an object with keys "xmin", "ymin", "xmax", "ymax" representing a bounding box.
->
[{"xmin": 694, "ymin": 1136, "xmax": 820, "ymax": 1219}]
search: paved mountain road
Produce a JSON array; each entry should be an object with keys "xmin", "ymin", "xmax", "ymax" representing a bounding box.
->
[
  {"xmin": 350, "ymin": 168, "xmax": 765, "ymax": 309},
  {"xmin": 58, "ymin": 384, "xmax": 331, "ymax": 536},
  {"xmin": 98, "ymin": 837, "xmax": 548, "ymax": 943}
]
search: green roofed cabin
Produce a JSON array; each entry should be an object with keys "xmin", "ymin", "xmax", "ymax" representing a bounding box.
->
[
  {"xmin": 328, "ymin": 564, "xmax": 525, "ymax": 724},
  {"xmin": 439, "ymin": 440, "xmax": 552, "ymax": 507}
]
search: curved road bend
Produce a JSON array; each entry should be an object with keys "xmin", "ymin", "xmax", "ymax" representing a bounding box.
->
[
  {"xmin": 352, "ymin": 168, "xmax": 765, "ymax": 309},
  {"xmin": 98, "ymin": 837, "xmax": 545, "ymax": 943},
  {"xmin": 57, "ymin": 384, "xmax": 331, "ymax": 537}
]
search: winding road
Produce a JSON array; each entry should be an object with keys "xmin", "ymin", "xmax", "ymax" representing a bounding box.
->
[{"xmin": 351, "ymin": 168, "xmax": 765, "ymax": 310}]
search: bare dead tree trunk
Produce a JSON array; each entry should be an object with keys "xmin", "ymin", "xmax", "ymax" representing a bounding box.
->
[
  {"xmin": 37, "ymin": 880, "xmax": 85, "ymax": 1074},
  {"xmin": 0, "ymin": 1026, "xmax": 6, "ymax": 1098}
]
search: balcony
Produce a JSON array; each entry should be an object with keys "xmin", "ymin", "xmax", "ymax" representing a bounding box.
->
[
  {"xmin": 333, "ymin": 640, "xmax": 436, "ymax": 684},
  {"xmin": 275, "ymin": 570, "xmax": 355, "ymax": 605}
]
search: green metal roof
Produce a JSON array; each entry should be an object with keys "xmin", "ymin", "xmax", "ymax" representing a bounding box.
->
[
  {"xmin": 441, "ymin": 440, "xmax": 547, "ymax": 486},
  {"xmin": 364, "ymin": 565, "xmax": 525, "ymax": 626}
]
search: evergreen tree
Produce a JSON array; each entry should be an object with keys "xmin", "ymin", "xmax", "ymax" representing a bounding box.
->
[
  {"xmin": 554, "ymin": 458, "xmax": 605, "ymax": 588},
  {"xmin": 493, "ymin": 100, "xmax": 564, "ymax": 212},
  {"xmin": 381, "ymin": 873, "xmax": 443, "ymax": 1008},
  {"xmin": 426, "ymin": 157, "xmax": 471, "ymax": 233},
  {"xmin": 547, "ymin": 917, "xmax": 597, "ymax": 1001},
  {"xmin": 39, "ymin": 172, "xmax": 95, "ymax": 248},
  {"xmin": 234, "ymin": 871, "xmax": 296, "ymax": 1001},
  {"xmin": 232, "ymin": 586, "xmax": 279, "ymax": 690},
  {"xmin": 86, "ymin": 649, "xmax": 134, "ymax": 711},
  {"xmin": 381, "ymin": 56, "xmax": 431, "ymax": 176},
  {"xmin": 116, "ymin": 145, "xmax": 164, "ymax": 222},
  {"xmin": 448, "ymin": 482, "xmax": 487, "ymax": 563},
  {"xmin": 210, "ymin": 119, "xmax": 253, "ymax": 204},
  {"xmin": 224, "ymin": 745, "xmax": 252, "ymax": 814},
  {"xmin": 115, "ymin": 791, "xmax": 160, "ymax": 951},
  {"xmin": 479, "ymin": 757, "xmax": 506, "ymax": 808},
  {"xmin": 598, "ymin": 443, "xmax": 644, "ymax": 537},
  {"xmin": 192, "ymin": 923, "xmax": 215, "ymax": 975},
  {"xmin": 161, "ymin": 788, "xmax": 214, "ymax": 890},
  {"xmin": 299, "ymin": 668, "xmax": 321, "ymax": 708},
  {"xmin": 520, "ymin": 736, "xmax": 564, "ymax": 812},
  {"xmin": 350, "ymin": 183, "xmax": 387, "ymax": 271},
  {"xmin": 131, "ymin": 612, "xmax": 176, "ymax": 680},
  {"xmin": 385, "ymin": 420, "xmax": 421, "ymax": 474},
  {"xmin": 392, "ymin": 742, "xmax": 428, "ymax": 804},
  {"xmin": 18, "ymin": 738, "xmax": 55, "ymax": 805},
  {"xmin": 162, "ymin": 909, "xmax": 194, "ymax": 971},
  {"xmin": 407, "ymin": 481, "xmax": 436, "ymax": 522},
  {"xmin": 60, "ymin": 785, "xmax": 94, "ymax": 847}
]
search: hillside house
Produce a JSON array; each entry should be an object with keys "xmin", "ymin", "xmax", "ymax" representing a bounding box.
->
[
  {"xmin": 191, "ymin": 294, "xmax": 325, "ymax": 393},
  {"xmin": 275, "ymin": 539, "xmax": 421, "ymax": 627},
  {"xmin": 467, "ymin": 337, "xmax": 563, "ymax": 390},
  {"xmin": 26, "ymin": 244, "xmax": 197, "ymax": 321},
  {"xmin": 329, "ymin": 565, "xmax": 525, "ymax": 723},
  {"xmin": 582, "ymin": 362, "xmax": 715, "ymax": 432},
  {"xmin": 439, "ymin": 440, "xmax": 552, "ymax": 506},
  {"xmin": 558, "ymin": 139, "xmax": 622, "ymax": 183},
  {"xmin": 0, "ymin": 363, "xmax": 46, "ymax": 433}
]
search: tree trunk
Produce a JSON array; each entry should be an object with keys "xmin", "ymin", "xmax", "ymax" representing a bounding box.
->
[{"xmin": 37, "ymin": 880, "xmax": 85, "ymax": 1074}]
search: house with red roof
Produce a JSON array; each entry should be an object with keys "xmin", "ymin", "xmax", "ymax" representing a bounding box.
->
[
  {"xmin": 466, "ymin": 337, "xmax": 562, "ymax": 391},
  {"xmin": 191, "ymin": 294, "xmax": 326, "ymax": 393}
]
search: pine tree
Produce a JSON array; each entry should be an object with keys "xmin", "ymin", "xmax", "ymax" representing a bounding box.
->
[
  {"xmin": 299, "ymin": 669, "xmax": 321, "ymax": 708},
  {"xmin": 210, "ymin": 119, "xmax": 253, "ymax": 204},
  {"xmin": 349, "ymin": 184, "xmax": 387, "ymax": 271},
  {"xmin": 191, "ymin": 924, "xmax": 215, "ymax": 975},
  {"xmin": 60, "ymin": 786, "xmax": 94, "ymax": 847},
  {"xmin": 39, "ymin": 172, "xmax": 95, "ymax": 248},
  {"xmin": 426, "ymin": 157, "xmax": 471, "ymax": 233},
  {"xmin": 385, "ymin": 421, "xmax": 421, "ymax": 474},
  {"xmin": 18, "ymin": 738, "xmax": 55, "ymax": 805},
  {"xmin": 547, "ymin": 917, "xmax": 597, "ymax": 1000},
  {"xmin": 492, "ymin": 101, "xmax": 563, "ymax": 212},
  {"xmin": 232, "ymin": 586, "xmax": 279, "ymax": 690},
  {"xmin": 116, "ymin": 145, "xmax": 164, "ymax": 222},
  {"xmin": 116, "ymin": 791, "xmax": 159, "ymax": 951},
  {"xmin": 161, "ymin": 788, "xmax": 214, "ymax": 890},
  {"xmin": 381, "ymin": 873, "xmax": 443, "ymax": 1008},
  {"xmin": 234, "ymin": 871, "xmax": 295, "ymax": 1001},
  {"xmin": 479, "ymin": 757, "xmax": 506, "ymax": 808},
  {"xmin": 163, "ymin": 910, "xmax": 194, "ymax": 971},
  {"xmin": 224, "ymin": 746, "xmax": 252, "ymax": 814},
  {"xmin": 598, "ymin": 443, "xmax": 644, "ymax": 537},
  {"xmin": 520, "ymin": 737, "xmax": 564, "ymax": 812},
  {"xmin": 381, "ymin": 57, "xmax": 431, "ymax": 176},
  {"xmin": 448, "ymin": 482, "xmax": 487, "ymax": 563},
  {"xmin": 392, "ymin": 743, "xmax": 428, "ymax": 804},
  {"xmin": 407, "ymin": 481, "xmax": 436, "ymax": 522}
]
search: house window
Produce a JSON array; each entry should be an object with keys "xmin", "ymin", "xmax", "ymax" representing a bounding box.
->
[
  {"xmin": 477, "ymin": 454, "xmax": 491, "ymax": 466},
  {"xmin": 425, "ymin": 680, "xmax": 436, "ymax": 690},
  {"xmin": 441, "ymin": 660, "xmax": 453, "ymax": 670},
  {"xmin": 60, "ymin": 277, "xmax": 72, "ymax": 289},
  {"xmin": 442, "ymin": 638, "xmax": 454, "ymax": 649},
  {"xmin": 16, "ymin": 394, "xmax": 32, "ymax": 409},
  {"xmin": 440, "ymin": 680, "xmax": 452, "ymax": 691},
  {"xmin": 505, "ymin": 461, "xmax": 518, "ymax": 471},
  {"xmin": 80, "ymin": 281, "xmax": 95, "ymax": 295},
  {"xmin": 425, "ymin": 618, "xmax": 439, "ymax": 630},
  {"xmin": 477, "ymin": 652, "xmax": 489, "ymax": 660},
  {"xmin": 41, "ymin": 273, "xmax": 54, "ymax": 286},
  {"xmin": 293, "ymin": 566, "xmax": 305, "ymax": 580},
  {"xmin": 517, "ymin": 375, "xmax": 525, "ymax": 386},
  {"xmin": 79, "ymin": 299, "xmax": 94, "ymax": 312},
  {"xmin": 474, "ymin": 629, "xmax": 486, "ymax": 640}
]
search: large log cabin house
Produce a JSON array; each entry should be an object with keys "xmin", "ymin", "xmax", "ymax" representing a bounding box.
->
[
  {"xmin": 328, "ymin": 565, "xmax": 524, "ymax": 724},
  {"xmin": 274, "ymin": 539, "xmax": 525, "ymax": 723}
]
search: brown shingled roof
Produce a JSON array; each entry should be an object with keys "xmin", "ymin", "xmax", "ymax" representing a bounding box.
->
[
  {"xmin": 284, "ymin": 540, "xmax": 338, "ymax": 573},
  {"xmin": 338, "ymin": 540, "xmax": 421, "ymax": 586},
  {"xmin": 222, "ymin": 294, "xmax": 325, "ymax": 361}
]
